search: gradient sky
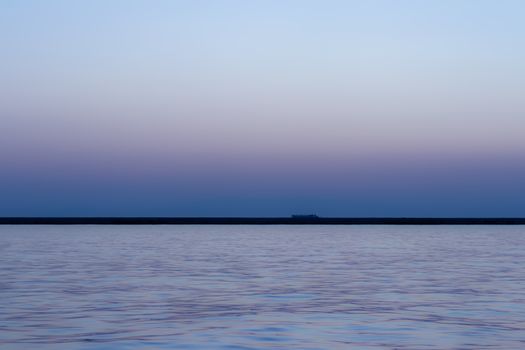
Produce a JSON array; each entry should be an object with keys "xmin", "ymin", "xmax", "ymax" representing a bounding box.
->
[{"xmin": 1, "ymin": 0, "xmax": 525, "ymax": 216}]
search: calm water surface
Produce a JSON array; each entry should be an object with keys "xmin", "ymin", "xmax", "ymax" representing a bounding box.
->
[{"xmin": 1, "ymin": 225, "xmax": 524, "ymax": 349}]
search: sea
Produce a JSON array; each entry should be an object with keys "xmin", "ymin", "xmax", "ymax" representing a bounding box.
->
[{"xmin": 1, "ymin": 225, "xmax": 524, "ymax": 349}]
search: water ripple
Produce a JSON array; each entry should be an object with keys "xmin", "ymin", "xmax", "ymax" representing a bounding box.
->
[{"xmin": 1, "ymin": 225, "xmax": 525, "ymax": 349}]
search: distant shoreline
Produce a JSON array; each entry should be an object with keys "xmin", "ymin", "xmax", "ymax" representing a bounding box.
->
[{"xmin": 1, "ymin": 217, "xmax": 525, "ymax": 225}]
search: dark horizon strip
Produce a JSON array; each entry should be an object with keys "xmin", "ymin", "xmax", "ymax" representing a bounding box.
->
[{"xmin": 2, "ymin": 217, "xmax": 525, "ymax": 225}]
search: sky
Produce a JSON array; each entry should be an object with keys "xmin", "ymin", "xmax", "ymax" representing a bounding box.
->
[{"xmin": 1, "ymin": 0, "xmax": 525, "ymax": 217}]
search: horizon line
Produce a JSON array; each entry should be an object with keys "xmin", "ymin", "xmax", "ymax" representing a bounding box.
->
[{"xmin": 2, "ymin": 217, "xmax": 525, "ymax": 225}]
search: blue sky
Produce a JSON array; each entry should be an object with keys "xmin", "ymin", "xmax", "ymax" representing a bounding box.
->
[{"xmin": 1, "ymin": 0, "xmax": 525, "ymax": 216}]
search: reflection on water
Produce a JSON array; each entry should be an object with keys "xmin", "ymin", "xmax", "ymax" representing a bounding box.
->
[{"xmin": 1, "ymin": 225, "xmax": 525, "ymax": 349}]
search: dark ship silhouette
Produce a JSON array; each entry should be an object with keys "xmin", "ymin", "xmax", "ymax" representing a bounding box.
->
[{"xmin": 291, "ymin": 214, "xmax": 319, "ymax": 219}]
